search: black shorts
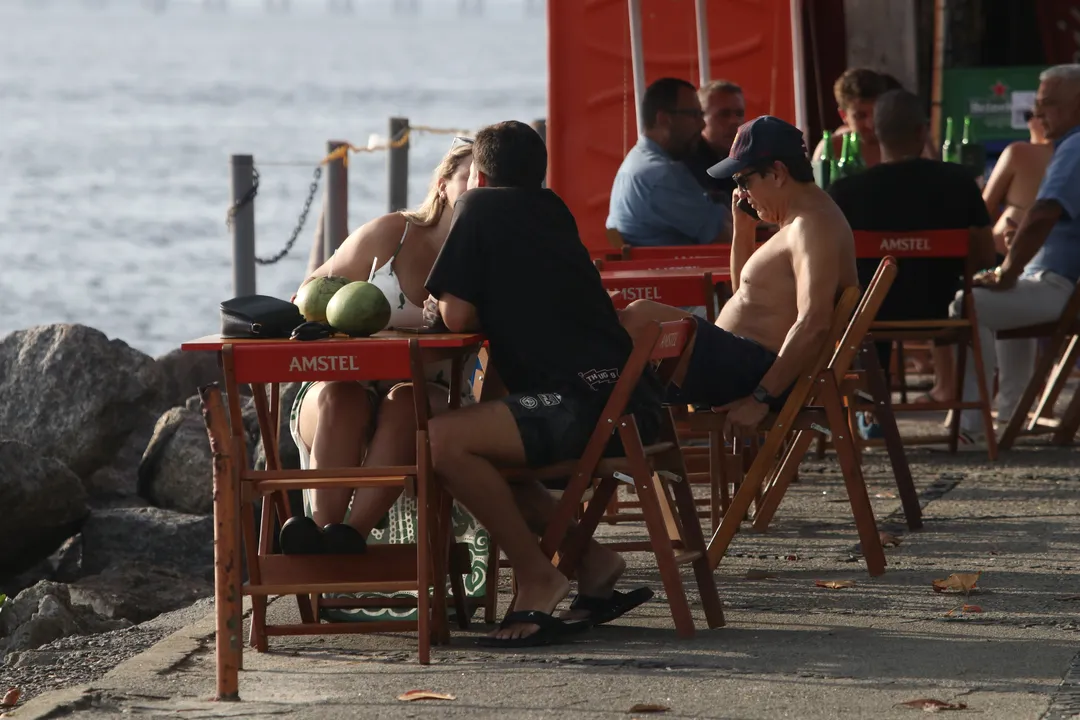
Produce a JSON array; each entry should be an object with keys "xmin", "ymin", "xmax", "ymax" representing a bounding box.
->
[
  {"xmin": 502, "ymin": 390, "xmax": 661, "ymax": 468},
  {"xmin": 665, "ymin": 316, "xmax": 789, "ymax": 411}
]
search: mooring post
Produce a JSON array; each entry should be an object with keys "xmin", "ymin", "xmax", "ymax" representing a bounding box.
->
[
  {"xmin": 323, "ymin": 140, "xmax": 349, "ymax": 263},
  {"xmin": 532, "ymin": 118, "xmax": 547, "ymax": 188},
  {"xmin": 388, "ymin": 117, "xmax": 410, "ymax": 213},
  {"xmin": 230, "ymin": 154, "xmax": 256, "ymax": 297}
]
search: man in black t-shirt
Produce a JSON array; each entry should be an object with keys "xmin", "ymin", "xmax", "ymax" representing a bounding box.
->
[
  {"xmin": 828, "ymin": 89, "xmax": 996, "ymax": 405},
  {"xmin": 424, "ymin": 121, "xmax": 662, "ymax": 647}
]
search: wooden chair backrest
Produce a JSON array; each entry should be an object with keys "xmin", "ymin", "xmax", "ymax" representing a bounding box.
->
[
  {"xmin": 594, "ymin": 257, "xmax": 731, "ymax": 272},
  {"xmin": 827, "ymin": 257, "xmax": 900, "ymax": 378},
  {"xmin": 852, "ymin": 229, "xmax": 969, "ymax": 259},
  {"xmin": 622, "ymin": 244, "xmax": 730, "ymax": 260}
]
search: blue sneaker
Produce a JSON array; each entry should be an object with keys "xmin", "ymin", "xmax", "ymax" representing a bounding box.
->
[{"xmin": 856, "ymin": 413, "xmax": 883, "ymax": 440}]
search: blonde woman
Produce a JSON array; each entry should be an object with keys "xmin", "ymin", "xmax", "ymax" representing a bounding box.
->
[{"xmin": 284, "ymin": 138, "xmax": 486, "ymax": 622}]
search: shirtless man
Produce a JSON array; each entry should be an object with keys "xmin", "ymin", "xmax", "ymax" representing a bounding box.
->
[
  {"xmin": 982, "ymin": 108, "xmax": 1053, "ymax": 254},
  {"xmin": 620, "ymin": 116, "xmax": 858, "ymax": 426}
]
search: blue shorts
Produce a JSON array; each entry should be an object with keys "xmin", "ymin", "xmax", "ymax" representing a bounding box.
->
[{"xmin": 666, "ymin": 316, "xmax": 789, "ymax": 410}]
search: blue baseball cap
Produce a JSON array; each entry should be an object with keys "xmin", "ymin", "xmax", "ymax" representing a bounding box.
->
[{"xmin": 708, "ymin": 116, "xmax": 808, "ymax": 178}]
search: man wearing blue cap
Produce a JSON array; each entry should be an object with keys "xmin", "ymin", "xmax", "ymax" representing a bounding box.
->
[{"xmin": 619, "ymin": 116, "xmax": 859, "ymax": 429}]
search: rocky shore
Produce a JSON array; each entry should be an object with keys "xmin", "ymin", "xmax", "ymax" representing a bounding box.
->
[{"xmin": 0, "ymin": 324, "xmax": 300, "ymax": 708}]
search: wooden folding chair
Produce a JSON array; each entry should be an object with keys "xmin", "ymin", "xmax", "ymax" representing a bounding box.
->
[
  {"xmin": 698, "ymin": 258, "xmax": 919, "ymax": 577},
  {"xmin": 492, "ymin": 318, "xmax": 724, "ymax": 638},
  {"xmin": 848, "ymin": 230, "xmax": 998, "ymax": 460},
  {"xmin": 212, "ymin": 339, "xmax": 473, "ymax": 665},
  {"xmin": 997, "ymin": 277, "xmax": 1080, "ymax": 449}
]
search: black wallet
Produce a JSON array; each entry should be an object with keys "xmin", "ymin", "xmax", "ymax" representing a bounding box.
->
[{"xmin": 220, "ymin": 295, "xmax": 305, "ymax": 339}]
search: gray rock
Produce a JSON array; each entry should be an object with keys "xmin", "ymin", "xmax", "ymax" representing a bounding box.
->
[
  {"xmin": 0, "ymin": 535, "xmax": 83, "ymax": 599},
  {"xmin": 155, "ymin": 347, "xmax": 246, "ymax": 408},
  {"xmin": 69, "ymin": 563, "xmax": 213, "ymax": 624},
  {"xmin": 0, "ymin": 581, "xmax": 129, "ymax": 657},
  {"xmin": 0, "ymin": 325, "xmax": 169, "ymax": 480},
  {"xmin": 137, "ymin": 407, "xmax": 213, "ymax": 515},
  {"xmin": 0, "ymin": 441, "xmax": 89, "ymax": 575},
  {"xmin": 79, "ymin": 507, "xmax": 213, "ymax": 578},
  {"xmin": 83, "ymin": 407, "xmax": 160, "ymax": 501}
]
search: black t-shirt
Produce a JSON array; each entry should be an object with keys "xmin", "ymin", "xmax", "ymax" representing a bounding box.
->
[
  {"xmin": 682, "ymin": 140, "xmax": 736, "ymax": 204},
  {"xmin": 827, "ymin": 158, "xmax": 992, "ymax": 320},
  {"xmin": 426, "ymin": 187, "xmax": 660, "ymax": 406}
]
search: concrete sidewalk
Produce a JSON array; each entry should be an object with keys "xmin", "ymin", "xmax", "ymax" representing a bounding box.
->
[{"xmin": 12, "ymin": 441, "xmax": 1080, "ymax": 720}]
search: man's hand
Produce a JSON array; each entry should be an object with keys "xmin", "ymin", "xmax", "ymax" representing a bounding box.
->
[
  {"xmin": 422, "ymin": 294, "xmax": 443, "ymax": 329},
  {"xmin": 730, "ymin": 190, "xmax": 759, "ymax": 238},
  {"xmin": 714, "ymin": 395, "xmax": 770, "ymax": 434},
  {"xmin": 972, "ymin": 266, "xmax": 1018, "ymax": 291}
]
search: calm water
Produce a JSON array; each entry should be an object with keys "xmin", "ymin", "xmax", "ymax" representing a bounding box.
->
[{"xmin": 0, "ymin": 0, "xmax": 546, "ymax": 356}]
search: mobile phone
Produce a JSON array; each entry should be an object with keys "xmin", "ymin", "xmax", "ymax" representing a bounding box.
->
[{"xmin": 737, "ymin": 197, "xmax": 760, "ymax": 221}]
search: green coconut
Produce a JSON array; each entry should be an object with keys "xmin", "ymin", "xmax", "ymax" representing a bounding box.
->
[
  {"xmin": 294, "ymin": 275, "xmax": 351, "ymax": 323},
  {"xmin": 325, "ymin": 281, "xmax": 393, "ymax": 336}
]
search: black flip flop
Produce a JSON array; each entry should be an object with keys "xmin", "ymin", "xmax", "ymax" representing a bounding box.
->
[
  {"xmin": 568, "ymin": 587, "xmax": 654, "ymax": 626},
  {"xmin": 476, "ymin": 610, "xmax": 590, "ymax": 648}
]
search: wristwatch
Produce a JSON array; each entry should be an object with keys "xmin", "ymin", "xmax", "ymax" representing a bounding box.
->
[{"xmin": 751, "ymin": 384, "xmax": 775, "ymax": 405}]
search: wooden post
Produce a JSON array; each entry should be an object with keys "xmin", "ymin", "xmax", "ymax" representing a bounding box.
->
[
  {"xmin": 323, "ymin": 140, "xmax": 349, "ymax": 262},
  {"xmin": 532, "ymin": 118, "xmax": 548, "ymax": 188},
  {"xmin": 388, "ymin": 117, "xmax": 410, "ymax": 213},
  {"xmin": 200, "ymin": 383, "xmax": 242, "ymax": 702}
]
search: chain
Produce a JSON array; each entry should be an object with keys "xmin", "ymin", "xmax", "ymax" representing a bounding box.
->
[
  {"xmin": 225, "ymin": 166, "xmax": 259, "ymax": 230},
  {"xmin": 256, "ymin": 164, "xmax": 322, "ymax": 266}
]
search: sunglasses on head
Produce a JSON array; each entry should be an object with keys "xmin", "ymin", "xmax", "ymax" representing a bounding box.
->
[{"xmin": 450, "ymin": 136, "xmax": 474, "ymax": 151}]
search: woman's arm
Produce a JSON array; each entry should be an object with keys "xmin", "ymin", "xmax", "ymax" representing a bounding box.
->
[
  {"xmin": 982, "ymin": 144, "xmax": 1017, "ymax": 226},
  {"xmin": 294, "ymin": 213, "xmax": 404, "ymax": 295}
]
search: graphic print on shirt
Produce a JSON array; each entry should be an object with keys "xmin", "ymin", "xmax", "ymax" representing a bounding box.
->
[{"xmin": 579, "ymin": 367, "xmax": 621, "ymax": 390}]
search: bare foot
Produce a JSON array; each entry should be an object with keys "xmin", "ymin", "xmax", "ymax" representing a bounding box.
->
[
  {"xmin": 559, "ymin": 545, "xmax": 625, "ymax": 621},
  {"xmin": 489, "ymin": 567, "xmax": 570, "ymax": 641}
]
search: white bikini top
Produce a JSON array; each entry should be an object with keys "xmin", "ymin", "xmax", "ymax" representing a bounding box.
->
[{"xmin": 366, "ymin": 221, "xmax": 425, "ymax": 328}]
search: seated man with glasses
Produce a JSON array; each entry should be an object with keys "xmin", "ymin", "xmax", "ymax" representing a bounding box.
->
[
  {"xmin": 618, "ymin": 116, "xmax": 858, "ymax": 431},
  {"xmin": 606, "ymin": 77, "xmax": 732, "ymax": 246},
  {"xmin": 683, "ymin": 79, "xmax": 746, "ymax": 204}
]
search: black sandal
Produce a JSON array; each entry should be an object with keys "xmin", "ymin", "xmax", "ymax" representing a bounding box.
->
[
  {"xmin": 568, "ymin": 587, "xmax": 654, "ymax": 626},
  {"xmin": 476, "ymin": 610, "xmax": 590, "ymax": 648}
]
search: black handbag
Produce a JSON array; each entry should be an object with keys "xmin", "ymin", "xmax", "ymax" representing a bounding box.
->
[{"xmin": 220, "ymin": 295, "xmax": 305, "ymax": 339}]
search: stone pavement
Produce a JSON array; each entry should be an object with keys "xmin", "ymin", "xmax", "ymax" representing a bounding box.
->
[{"xmin": 11, "ymin": 434, "xmax": 1080, "ymax": 720}]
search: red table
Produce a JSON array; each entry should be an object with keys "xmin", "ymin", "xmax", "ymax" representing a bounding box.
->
[
  {"xmin": 180, "ymin": 330, "xmax": 484, "ymax": 700},
  {"xmin": 600, "ymin": 266, "xmax": 733, "ymax": 318}
]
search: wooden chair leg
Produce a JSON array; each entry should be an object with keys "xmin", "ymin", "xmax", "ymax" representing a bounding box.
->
[
  {"xmin": 709, "ymin": 430, "xmax": 724, "ymax": 529},
  {"xmin": 895, "ymin": 340, "xmax": 909, "ymax": 405},
  {"xmin": 416, "ymin": 431, "xmax": 432, "ymax": 665},
  {"xmin": 483, "ymin": 541, "xmax": 499, "ymax": 624},
  {"xmin": 249, "ymin": 497, "xmax": 273, "ymax": 651},
  {"xmin": 619, "ymin": 422, "xmax": 695, "ymax": 638},
  {"xmin": 1052, "ymin": 380, "xmax": 1080, "ymax": 445},
  {"xmin": 752, "ymin": 429, "xmax": 814, "ymax": 532},
  {"xmin": 819, "ymin": 376, "xmax": 886, "ymax": 577},
  {"xmin": 667, "ymin": 474, "xmax": 725, "ymax": 629},
  {"xmin": 1034, "ymin": 334, "xmax": 1080, "ymax": 425},
  {"xmin": 860, "ymin": 343, "xmax": 922, "ymax": 530}
]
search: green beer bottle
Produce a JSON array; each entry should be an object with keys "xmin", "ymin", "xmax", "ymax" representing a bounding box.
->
[
  {"xmin": 835, "ymin": 132, "xmax": 852, "ymax": 180},
  {"xmin": 960, "ymin": 115, "xmax": 984, "ymax": 186},
  {"xmin": 848, "ymin": 132, "xmax": 866, "ymax": 175},
  {"xmin": 814, "ymin": 130, "xmax": 833, "ymax": 189},
  {"xmin": 942, "ymin": 117, "xmax": 959, "ymax": 163}
]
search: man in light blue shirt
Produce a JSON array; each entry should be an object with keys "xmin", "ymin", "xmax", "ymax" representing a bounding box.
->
[
  {"xmin": 951, "ymin": 63, "xmax": 1080, "ymax": 442},
  {"xmin": 606, "ymin": 77, "xmax": 731, "ymax": 247}
]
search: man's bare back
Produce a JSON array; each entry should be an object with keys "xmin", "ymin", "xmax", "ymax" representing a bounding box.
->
[
  {"xmin": 984, "ymin": 141, "xmax": 1053, "ymax": 250},
  {"xmin": 718, "ymin": 190, "xmax": 858, "ymax": 353}
]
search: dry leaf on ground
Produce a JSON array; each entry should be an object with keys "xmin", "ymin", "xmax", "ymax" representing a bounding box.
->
[
  {"xmin": 875, "ymin": 491, "xmax": 896, "ymax": 499},
  {"xmin": 628, "ymin": 703, "xmax": 670, "ymax": 713},
  {"xmin": 932, "ymin": 572, "xmax": 981, "ymax": 593},
  {"xmin": 896, "ymin": 698, "xmax": 967, "ymax": 711},
  {"xmin": 397, "ymin": 690, "xmax": 456, "ymax": 702},
  {"xmin": 880, "ymin": 532, "xmax": 903, "ymax": 547},
  {"xmin": 1, "ymin": 689, "xmax": 18, "ymax": 708},
  {"xmin": 945, "ymin": 604, "xmax": 983, "ymax": 617},
  {"xmin": 745, "ymin": 569, "xmax": 777, "ymax": 580},
  {"xmin": 815, "ymin": 580, "xmax": 856, "ymax": 589}
]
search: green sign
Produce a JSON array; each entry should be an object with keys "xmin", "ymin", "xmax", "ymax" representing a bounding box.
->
[{"xmin": 941, "ymin": 65, "xmax": 1044, "ymax": 143}]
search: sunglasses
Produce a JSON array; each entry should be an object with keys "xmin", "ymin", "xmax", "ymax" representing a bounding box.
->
[
  {"xmin": 734, "ymin": 169, "xmax": 763, "ymax": 191},
  {"xmin": 450, "ymin": 135, "xmax": 474, "ymax": 151},
  {"xmin": 1022, "ymin": 110, "xmax": 1035, "ymax": 122}
]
